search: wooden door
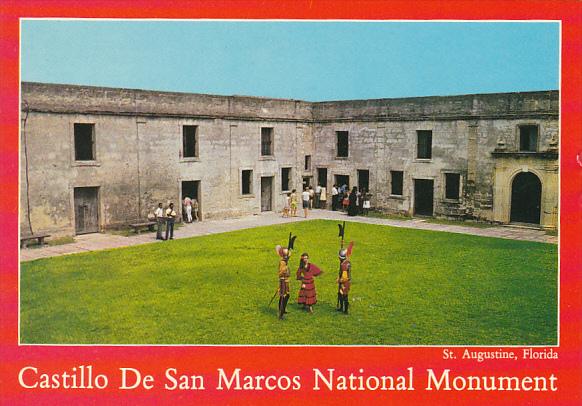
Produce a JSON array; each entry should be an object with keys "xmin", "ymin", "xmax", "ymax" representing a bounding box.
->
[
  {"xmin": 74, "ymin": 187, "xmax": 99, "ymax": 234},
  {"xmin": 261, "ymin": 177, "xmax": 273, "ymax": 212},
  {"xmin": 414, "ymin": 179, "xmax": 434, "ymax": 216},
  {"xmin": 510, "ymin": 172, "xmax": 541, "ymax": 224}
]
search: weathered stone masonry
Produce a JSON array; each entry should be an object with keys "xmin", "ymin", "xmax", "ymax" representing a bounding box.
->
[{"xmin": 20, "ymin": 82, "xmax": 559, "ymax": 237}]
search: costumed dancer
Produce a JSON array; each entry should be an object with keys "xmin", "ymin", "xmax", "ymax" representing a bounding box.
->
[
  {"xmin": 337, "ymin": 221, "xmax": 354, "ymax": 314},
  {"xmin": 274, "ymin": 233, "xmax": 297, "ymax": 319},
  {"xmin": 296, "ymin": 253, "xmax": 323, "ymax": 314}
]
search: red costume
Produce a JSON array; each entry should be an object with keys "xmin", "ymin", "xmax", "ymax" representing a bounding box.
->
[{"xmin": 297, "ymin": 263, "xmax": 322, "ymax": 306}]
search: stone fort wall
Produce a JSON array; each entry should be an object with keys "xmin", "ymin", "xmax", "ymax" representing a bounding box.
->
[{"xmin": 20, "ymin": 82, "xmax": 559, "ymax": 237}]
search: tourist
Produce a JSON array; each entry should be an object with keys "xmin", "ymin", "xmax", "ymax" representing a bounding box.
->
[
  {"xmin": 315, "ymin": 184, "xmax": 321, "ymax": 209},
  {"xmin": 192, "ymin": 198, "xmax": 199, "ymax": 221},
  {"xmin": 154, "ymin": 202, "xmax": 165, "ymax": 240},
  {"xmin": 282, "ymin": 193, "xmax": 291, "ymax": 218},
  {"xmin": 165, "ymin": 203, "xmax": 176, "ymax": 240},
  {"xmin": 363, "ymin": 190, "xmax": 371, "ymax": 215},
  {"xmin": 331, "ymin": 184, "xmax": 339, "ymax": 211},
  {"xmin": 308, "ymin": 186, "xmax": 315, "ymax": 209},
  {"xmin": 342, "ymin": 191, "xmax": 350, "ymax": 212},
  {"xmin": 302, "ymin": 187, "xmax": 311, "ymax": 218},
  {"xmin": 348, "ymin": 186, "xmax": 358, "ymax": 216},
  {"xmin": 183, "ymin": 196, "xmax": 193, "ymax": 223},
  {"xmin": 296, "ymin": 253, "xmax": 323, "ymax": 314},
  {"xmin": 319, "ymin": 185, "xmax": 327, "ymax": 209},
  {"xmin": 290, "ymin": 189, "xmax": 298, "ymax": 217}
]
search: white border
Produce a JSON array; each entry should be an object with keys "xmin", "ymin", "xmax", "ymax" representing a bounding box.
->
[{"xmin": 18, "ymin": 18, "xmax": 561, "ymax": 348}]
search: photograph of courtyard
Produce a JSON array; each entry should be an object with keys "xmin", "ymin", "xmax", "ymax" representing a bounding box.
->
[{"xmin": 19, "ymin": 21, "xmax": 559, "ymax": 346}]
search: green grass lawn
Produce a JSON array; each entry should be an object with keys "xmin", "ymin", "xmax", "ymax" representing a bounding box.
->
[{"xmin": 20, "ymin": 220, "xmax": 557, "ymax": 345}]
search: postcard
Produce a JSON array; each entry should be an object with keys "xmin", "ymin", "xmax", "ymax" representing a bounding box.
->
[{"xmin": 1, "ymin": 1, "xmax": 581, "ymax": 405}]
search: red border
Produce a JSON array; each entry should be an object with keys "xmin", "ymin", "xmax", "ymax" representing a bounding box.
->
[{"xmin": 1, "ymin": 1, "xmax": 581, "ymax": 404}]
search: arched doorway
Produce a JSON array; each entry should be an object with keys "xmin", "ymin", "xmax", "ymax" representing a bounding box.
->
[{"xmin": 510, "ymin": 172, "xmax": 541, "ymax": 224}]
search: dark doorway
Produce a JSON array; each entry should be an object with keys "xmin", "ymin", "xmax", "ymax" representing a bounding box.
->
[
  {"xmin": 261, "ymin": 176, "xmax": 273, "ymax": 212},
  {"xmin": 74, "ymin": 187, "xmax": 99, "ymax": 234},
  {"xmin": 358, "ymin": 169, "xmax": 370, "ymax": 192},
  {"xmin": 414, "ymin": 179, "xmax": 434, "ymax": 216},
  {"xmin": 317, "ymin": 168, "xmax": 327, "ymax": 188},
  {"xmin": 510, "ymin": 172, "xmax": 541, "ymax": 224},
  {"xmin": 334, "ymin": 175, "xmax": 350, "ymax": 190},
  {"xmin": 181, "ymin": 180, "xmax": 201, "ymax": 221}
]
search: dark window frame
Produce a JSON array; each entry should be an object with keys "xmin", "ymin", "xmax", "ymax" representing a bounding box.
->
[
  {"xmin": 261, "ymin": 127, "xmax": 274, "ymax": 156},
  {"xmin": 74, "ymin": 123, "xmax": 96, "ymax": 161},
  {"xmin": 336, "ymin": 131, "xmax": 349, "ymax": 158},
  {"xmin": 518, "ymin": 125, "xmax": 539, "ymax": 152},
  {"xmin": 281, "ymin": 167, "xmax": 292, "ymax": 191},
  {"xmin": 304, "ymin": 155, "xmax": 311, "ymax": 171},
  {"xmin": 417, "ymin": 130, "xmax": 433, "ymax": 159},
  {"xmin": 182, "ymin": 125, "xmax": 199, "ymax": 158},
  {"xmin": 241, "ymin": 170, "xmax": 253, "ymax": 195},
  {"xmin": 391, "ymin": 170, "xmax": 404, "ymax": 196},
  {"xmin": 444, "ymin": 173, "xmax": 461, "ymax": 200}
]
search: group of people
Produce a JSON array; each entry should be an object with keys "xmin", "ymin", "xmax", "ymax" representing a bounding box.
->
[
  {"xmin": 282, "ymin": 185, "xmax": 328, "ymax": 219},
  {"xmin": 331, "ymin": 185, "xmax": 371, "ymax": 216},
  {"xmin": 182, "ymin": 196, "xmax": 199, "ymax": 223},
  {"xmin": 151, "ymin": 197, "xmax": 199, "ymax": 241},
  {"xmin": 275, "ymin": 238, "xmax": 353, "ymax": 319},
  {"xmin": 153, "ymin": 202, "xmax": 177, "ymax": 241}
]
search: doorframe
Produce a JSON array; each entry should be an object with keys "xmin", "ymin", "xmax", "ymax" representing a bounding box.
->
[
  {"xmin": 412, "ymin": 177, "xmax": 435, "ymax": 217},
  {"xmin": 260, "ymin": 175, "xmax": 275, "ymax": 212},
  {"xmin": 179, "ymin": 179, "xmax": 202, "ymax": 222},
  {"xmin": 71, "ymin": 185, "xmax": 101, "ymax": 235},
  {"xmin": 509, "ymin": 170, "xmax": 543, "ymax": 225}
]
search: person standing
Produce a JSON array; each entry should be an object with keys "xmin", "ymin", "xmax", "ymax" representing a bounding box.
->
[
  {"xmin": 337, "ymin": 244, "xmax": 353, "ymax": 314},
  {"xmin": 315, "ymin": 185, "xmax": 321, "ymax": 209},
  {"xmin": 296, "ymin": 253, "xmax": 323, "ymax": 314},
  {"xmin": 348, "ymin": 186, "xmax": 358, "ymax": 216},
  {"xmin": 342, "ymin": 191, "xmax": 350, "ymax": 212},
  {"xmin": 165, "ymin": 203, "xmax": 176, "ymax": 240},
  {"xmin": 362, "ymin": 191, "xmax": 371, "ymax": 215},
  {"xmin": 275, "ymin": 245, "xmax": 292, "ymax": 320},
  {"xmin": 282, "ymin": 192, "xmax": 291, "ymax": 218},
  {"xmin": 331, "ymin": 184, "xmax": 339, "ymax": 211},
  {"xmin": 290, "ymin": 189, "xmax": 298, "ymax": 217},
  {"xmin": 308, "ymin": 186, "xmax": 315, "ymax": 209},
  {"xmin": 319, "ymin": 185, "xmax": 327, "ymax": 209},
  {"xmin": 183, "ymin": 196, "xmax": 193, "ymax": 223},
  {"xmin": 192, "ymin": 198, "xmax": 199, "ymax": 221},
  {"xmin": 302, "ymin": 187, "xmax": 310, "ymax": 218},
  {"xmin": 154, "ymin": 202, "xmax": 165, "ymax": 240}
]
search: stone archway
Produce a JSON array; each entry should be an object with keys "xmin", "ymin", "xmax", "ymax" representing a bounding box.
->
[{"xmin": 510, "ymin": 172, "xmax": 542, "ymax": 224}]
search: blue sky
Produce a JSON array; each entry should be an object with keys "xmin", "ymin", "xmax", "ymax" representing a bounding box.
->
[{"xmin": 21, "ymin": 20, "xmax": 559, "ymax": 101}]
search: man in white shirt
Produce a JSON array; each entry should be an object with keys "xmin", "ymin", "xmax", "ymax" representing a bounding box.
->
[
  {"xmin": 331, "ymin": 184, "xmax": 339, "ymax": 211},
  {"xmin": 165, "ymin": 203, "xmax": 177, "ymax": 240},
  {"xmin": 154, "ymin": 202, "xmax": 165, "ymax": 240},
  {"xmin": 302, "ymin": 187, "xmax": 311, "ymax": 218},
  {"xmin": 315, "ymin": 185, "xmax": 321, "ymax": 209}
]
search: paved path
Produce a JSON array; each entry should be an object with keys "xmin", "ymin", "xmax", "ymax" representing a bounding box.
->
[{"xmin": 20, "ymin": 210, "xmax": 556, "ymax": 262}]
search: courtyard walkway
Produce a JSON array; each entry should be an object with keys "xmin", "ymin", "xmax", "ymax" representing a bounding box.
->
[{"xmin": 20, "ymin": 210, "xmax": 557, "ymax": 262}]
